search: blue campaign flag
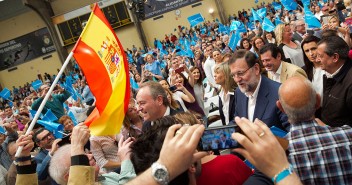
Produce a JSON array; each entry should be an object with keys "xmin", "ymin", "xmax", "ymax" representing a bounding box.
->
[
  {"xmin": 187, "ymin": 13, "xmax": 205, "ymax": 27},
  {"xmin": 218, "ymin": 22, "xmax": 229, "ymax": 34},
  {"xmin": 304, "ymin": 5, "xmax": 321, "ymax": 28},
  {"xmin": 0, "ymin": 126, "xmax": 5, "ymax": 135},
  {"xmin": 130, "ymin": 76, "xmax": 139, "ymax": 90},
  {"xmin": 0, "ymin": 88, "xmax": 11, "ymax": 100},
  {"xmin": 257, "ymin": 8, "xmax": 267, "ymax": 18},
  {"xmin": 31, "ymin": 80, "xmax": 43, "ymax": 91},
  {"xmin": 73, "ymin": 74, "xmax": 79, "ymax": 80},
  {"xmin": 275, "ymin": 17, "xmax": 284, "ymax": 25},
  {"xmin": 8, "ymin": 101, "xmax": 13, "ymax": 107},
  {"xmin": 247, "ymin": 22, "xmax": 256, "ymax": 30},
  {"xmin": 29, "ymin": 109, "xmax": 44, "ymax": 119},
  {"xmin": 272, "ymin": 2, "xmax": 282, "ymax": 11},
  {"xmin": 41, "ymin": 109, "xmax": 58, "ymax": 122},
  {"xmin": 37, "ymin": 120, "xmax": 64, "ymax": 139},
  {"xmin": 67, "ymin": 111, "xmax": 78, "ymax": 126},
  {"xmin": 228, "ymin": 31, "xmax": 241, "ymax": 51},
  {"xmin": 302, "ymin": 0, "xmax": 310, "ymax": 6},
  {"xmin": 156, "ymin": 40, "xmax": 163, "ymax": 50},
  {"xmin": 251, "ymin": 8, "xmax": 262, "ymax": 22},
  {"xmin": 200, "ymin": 26, "xmax": 207, "ymax": 34},
  {"xmin": 255, "ymin": 0, "xmax": 259, "ymax": 3},
  {"xmin": 230, "ymin": 21, "xmax": 247, "ymax": 33},
  {"xmin": 262, "ymin": 17, "xmax": 276, "ymax": 32},
  {"xmin": 127, "ymin": 53, "xmax": 134, "ymax": 64},
  {"xmin": 192, "ymin": 31, "xmax": 198, "ymax": 41},
  {"xmin": 281, "ymin": 0, "xmax": 298, "ymax": 11}
]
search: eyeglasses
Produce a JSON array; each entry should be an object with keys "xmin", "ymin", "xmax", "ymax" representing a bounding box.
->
[
  {"xmin": 231, "ymin": 65, "xmax": 254, "ymax": 78},
  {"xmin": 39, "ymin": 132, "xmax": 52, "ymax": 142},
  {"xmin": 296, "ymin": 24, "xmax": 305, "ymax": 27}
]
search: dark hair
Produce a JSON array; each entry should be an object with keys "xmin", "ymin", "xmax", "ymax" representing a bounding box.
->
[
  {"xmin": 259, "ymin": 43, "xmax": 282, "ymax": 59},
  {"xmin": 252, "ymin": 37, "xmax": 266, "ymax": 54},
  {"xmin": 239, "ymin": 38, "xmax": 252, "ymax": 50},
  {"xmin": 33, "ymin": 127, "xmax": 45, "ymax": 143},
  {"xmin": 189, "ymin": 66, "xmax": 204, "ymax": 85},
  {"xmin": 318, "ymin": 35, "xmax": 349, "ymax": 61},
  {"xmin": 229, "ymin": 49, "xmax": 260, "ymax": 72},
  {"xmin": 301, "ymin": 36, "xmax": 321, "ymax": 81},
  {"xmin": 130, "ymin": 116, "xmax": 189, "ymax": 185},
  {"xmin": 139, "ymin": 81, "xmax": 169, "ymax": 107}
]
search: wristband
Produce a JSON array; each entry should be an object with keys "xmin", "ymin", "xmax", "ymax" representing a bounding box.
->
[{"xmin": 271, "ymin": 165, "xmax": 294, "ymax": 184}]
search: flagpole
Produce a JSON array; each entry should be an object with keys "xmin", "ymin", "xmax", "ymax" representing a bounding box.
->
[{"xmin": 15, "ymin": 51, "xmax": 74, "ymax": 157}]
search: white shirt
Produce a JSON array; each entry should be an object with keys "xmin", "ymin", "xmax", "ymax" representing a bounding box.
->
[
  {"xmin": 203, "ymin": 56, "xmax": 216, "ymax": 86},
  {"xmin": 245, "ymin": 76, "xmax": 262, "ymax": 122},
  {"xmin": 219, "ymin": 89, "xmax": 234, "ymax": 125},
  {"xmin": 312, "ymin": 67, "xmax": 325, "ymax": 105},
  {"xmin": 172, "ymin": 91, "xmax": 188, "ymax": 111},
  {"xmin": 325, "ymin": 64, "xmax": 344, "ymax": 78},
  {"xmin": 282, "ymin": 41, "xmax": 305, "ymax": 67},
  {"xmin": 269, "ymin": 62, "xmax": 283, "ymax": 83},
  {"xmin": 151, "ymin": 106, "xmax": 170, "ymax": 126}
]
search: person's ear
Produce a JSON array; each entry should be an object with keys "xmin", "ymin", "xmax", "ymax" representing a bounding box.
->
[
  {"xmin": 156, "ymin": 95, "xmax": 163, "ymax": 106},
  {"xmin": 276, "ymin": 100, "xmax": 286, "ymax": 113},
  {"xmin": 64, "ymin": 172, "xmax": 69, "ymax": 182}
]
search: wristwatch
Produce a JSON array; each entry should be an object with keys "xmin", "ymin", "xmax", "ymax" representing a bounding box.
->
[{"xmin": 151, "ymin": 162, "xmax": 169, "ymax": 185}]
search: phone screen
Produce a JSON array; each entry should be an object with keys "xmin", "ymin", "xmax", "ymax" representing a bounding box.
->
[
  {"xmin": 169, "ymin": 85, "xmax": 177, "ymax": 92},
  {"xmin": 198, "ymin": 125, "xmax": 241, "ymax": 151}
]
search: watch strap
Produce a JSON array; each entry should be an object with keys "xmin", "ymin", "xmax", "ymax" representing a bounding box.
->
[{"xmin": 15, "ymin": 156, "xmax": 32, "ymax": 162}]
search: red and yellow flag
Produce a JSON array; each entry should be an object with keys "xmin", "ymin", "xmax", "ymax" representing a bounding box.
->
[{"xmin": 72, "ymin": 3, "xmax": 130, "ymax": 136}]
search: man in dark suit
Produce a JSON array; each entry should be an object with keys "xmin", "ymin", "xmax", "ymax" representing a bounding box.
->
[
  {"xmin": 218, "ymin": 134, "xmax": 233, "ymax": 149},
  {"xmin": 229, "ymin": 50, "xmax": 289, "ymax": 132},
  {"xmin": 229, "ymin": 50, "xmax": 289, "ymax": 185},
  {"xmin": 292, "ymin": 19, "xmax": 316, "ymax": 42},
  {"xmin": 136, "ymin": 81, "xmax": 180, "ymax": 132}
]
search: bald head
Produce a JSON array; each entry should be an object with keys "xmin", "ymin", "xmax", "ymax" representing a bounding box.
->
[{"xmin": 278, "ymin": 76, "xmax": 319, "ymax": 124}]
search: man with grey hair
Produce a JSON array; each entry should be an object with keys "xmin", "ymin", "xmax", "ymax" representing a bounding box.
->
[
  {"xmin": 277, "ymin": 76, "xmax": 352, "ymax": 184},
  {"xmin": 292, "ymin": 19, "xmax": 315, "ymax": 42},
  {"xmin": 136, "ymin": 81, "xmax": 180, "ymax": 132}
]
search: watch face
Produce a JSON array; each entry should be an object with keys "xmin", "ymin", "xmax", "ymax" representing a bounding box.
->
[{"xmin": 155, "ymin": 168, "xmax": 167, "ymax": 179}]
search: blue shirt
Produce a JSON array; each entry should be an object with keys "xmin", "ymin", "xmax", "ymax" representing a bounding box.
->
[{"xmin": 144, "ymin": 60, "xmax": 162, "ymax": 76}]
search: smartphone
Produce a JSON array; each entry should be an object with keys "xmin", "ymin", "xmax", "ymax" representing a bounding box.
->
[
  {"xmin": 198, "ymin": 125, "xmax": 241, "ymax": 151},
  {"xmin": 57, "ymin": 135, "xmax": 71, "ymax": 147},
  {"xmin": 175, "ymin": 67, "xmax": 184, "ymax": 74},
  {"xmin": 169, "ymin": 85, "xmax": 177, "ymax": 92},
  {"xmin": 321, "ymin": 15, "xmax": 332, "ymax": 24},
  {"xmin": 175, "ymin": 48, "xmax": 181, "ymax": 52}
]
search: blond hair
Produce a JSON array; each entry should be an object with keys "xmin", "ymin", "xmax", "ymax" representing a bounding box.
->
[
  {"xmin": 214, "ymin": 62, "xmax": 237, "ymax": 93},
  {"xmin": 275, "ymin": 24, "xmax": 286, "ymax": 45}
]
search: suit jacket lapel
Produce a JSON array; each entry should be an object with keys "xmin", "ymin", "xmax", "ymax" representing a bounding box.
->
[
  {"xmin": 228, "ymin": 94, "xmax": 235, "ymax": 117},
  {"xmin": 280, "ymin": 62, "xmax": 288, "ymax": 83},
  {"xmin": 253, "ymin": 77, "xmax": 269, "ymax": 120}
]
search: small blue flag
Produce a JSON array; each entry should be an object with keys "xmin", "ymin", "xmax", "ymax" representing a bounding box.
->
[
  {"xmin": 272, "ymin": 3, "xmax": 282, "ymax": 11},
  {"xmin": 8, "ymin": 101, "xmax": 13, "ymax": 107},
  {"xmin": 281, "ymin": 0, "xmax": 298, "ymax": 11},
  {"xmin": 230, "ymin": 21, "xmax": 247, "ymax": 33},
  {"xmin": 0, "ymin": 88, "xmax": 11, "ymax": 100},
  {"xmin": 31, "ymin": 80, "xmax": 43, "ymax": 91},
  {"xmin": 130, "ymin": 77, "xmax": 139, "ymax": 90},
  {"xmin": 251, "ymin": 8, "xmax": 262, "ymax": 22},
  {"xmin": 42, "ymin": 109, "xmax": 58, "ymax": 122},
  {"xmin": 187, "ymin": 13, "xmax": 205, "ymax": 27},
  {"xmin": 275, "ymin": 17, "xmax": 284, "ymax": 26},
  {"xmin": 302, "ymin": 0, "xmax": 310, "ymax": 6},
  {"xmin": 67, "ymin": 111, "xmax": 78, "ymax": 126},
  {"xmin": 247, "ymin": 22, "xmax": 256, "ymax": 30},
  {"xmin": 0, "ymin": 126, "xmax": 5, "ymax": 135},
  {"xmin": 262, "ymin": 17, "xmax": 276, "ymax": 32},
  {"xmin": 257, "ymin": 8, "xmax": 267, "ymax": 18},
  {"xmin": 29, "ymin": 109, "xmax": 44, "ymax": 119},
  {"xmin": 228, "ymin": 31, "xmax": 241, "ymax": 51},
  {"xmin": 304, "ymin": 5, "xmax": 321, "ymax": 28},
  {"xmin": 255, "ymin": 0, "xmax": 259, "ymax": 3}
]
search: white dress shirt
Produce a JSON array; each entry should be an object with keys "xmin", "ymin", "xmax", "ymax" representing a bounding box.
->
[
  {"xmin": 245, "ymin": 76, "xmax": 262, "ymax": 122},
  {"xmin": 270, "ymin": 62, "xmax": 283, "ymax": 83},
  {"xmin": 219, "ymin": 89, "xmax": 234, "ymax": 124}
]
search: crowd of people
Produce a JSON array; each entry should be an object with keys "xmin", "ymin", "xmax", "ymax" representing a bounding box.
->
[{"xmin": 1, "ymin": 0, "xmax": 352, "ymax": 184}]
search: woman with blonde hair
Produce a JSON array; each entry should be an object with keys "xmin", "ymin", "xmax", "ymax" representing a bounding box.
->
[
  {"xmin": 322, "ymin": 14, "xmax": 352, "ymax": 47},
  {"xmin": 275, "ymin": 23, "xmax": 305, "ymax": 67},
  {"xmin": 213, "ymin": 62, "xmax": 237, "ymax": 125}
]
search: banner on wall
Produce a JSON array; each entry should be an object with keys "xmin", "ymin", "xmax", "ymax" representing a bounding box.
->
[
  {"xmin": 0, "ymin": 27, "xmax": 56, "ymax": 71},
  {"xmin": 144, "ymin": 0, "xmax": 202, "ymax": 19}
]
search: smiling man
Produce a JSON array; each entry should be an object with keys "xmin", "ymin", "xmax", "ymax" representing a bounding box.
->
[
  {"xmin": 136, "ymin": 81, "xmax": 180, "ymax": 132},
  {"xmin": 259, "ymin": 43, "xmax": 307, "ymax": 83},
  {"xmin": 228, "ymin": 49, "xmax": 289, "ymax": 132}
]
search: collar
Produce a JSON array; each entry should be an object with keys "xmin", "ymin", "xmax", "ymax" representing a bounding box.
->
[
  {"xmin": 270, "ymin": 61, "xmax": 283, "ymax": 76},
  {"xmin": 219, "ymin": 89, "xmax": 234, "ymax": 97},
  {"xmin": 245, "ymin": 75, "xmax": 261, "ymax": 99},
  {"xmin": 151, "ymin": 106, "xmax": 170, "ymax": 126},
  {"xmin": 325, "ymin": 64, "xmax": 344, "ymax": 78},
  {"xmin": 290, "ymin": 119, "xmax": 319, "ymax": 131}
]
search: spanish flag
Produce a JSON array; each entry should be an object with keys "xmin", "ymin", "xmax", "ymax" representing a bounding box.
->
[{"xmin": 72, "ymin": 3, "xmax": 130, "ymax": 136}]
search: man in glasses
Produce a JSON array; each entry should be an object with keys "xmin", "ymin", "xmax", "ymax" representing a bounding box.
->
[
  {"xmin": 229, "ymin": 49, "xmax": 289, "ymax": 132},
  {"xmin": 33, "ymin": 128, "xmax": 62, "ymax": 182},
  {"xmin": 292, "ymin": 19, "xmax": 315, "ymax": 42}
]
